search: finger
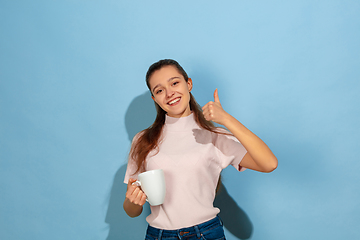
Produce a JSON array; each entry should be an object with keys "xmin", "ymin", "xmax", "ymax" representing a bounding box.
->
[
  {"xmin": 134, "ymin": 189, "xmax": 147, "ymax": 205},
  {"xmin": 202, "ymin": 108, "xmax": 210, "ymax": 120},
  {"xmin": 203, "ymin": 112, "xmax": 211, "ymax": 121},
  {"xmin": 202, "ymin": 101, "xmax": 214, "ymax": 111},
  {"xmin": 214, "ymin": 89, "xmax": 220, "ymax": 104},
  {"xmin": 202, "ymin": 105, "xmax": 208, "ymax": 114},
  {"xmin": 139, "ymin": 193, "xmax": 147, "ymax": 206},
  {"xmin": 128, "ymin": 178, "xmax": 137, "ymax": 185},
  {"xmin": 127, "ymin": 185, "xmax": 139, "ymax": 199},
  {"xmin": 127, "ymin": 178, "xmax": 138, "ymax": 191},
  {"xmin": 203, "ymin": 103, "xmax": 214, "ymax": 114},
  {"xmin": 202, "ymin": 102, "xmax": 209, "ymax": 111},
  {"xmin": 136, "ymin": 188, "xmax": 146, "ymax": 200}
]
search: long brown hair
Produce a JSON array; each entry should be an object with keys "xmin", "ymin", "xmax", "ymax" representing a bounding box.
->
[{"xmin": 130, "ymin": 59, "xmax": 224, "ymax": 175}]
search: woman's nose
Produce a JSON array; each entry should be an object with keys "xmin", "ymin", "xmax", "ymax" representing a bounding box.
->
[{"xmin": 166, "ymin": 89, "xmax": 175, "ymax": 98}]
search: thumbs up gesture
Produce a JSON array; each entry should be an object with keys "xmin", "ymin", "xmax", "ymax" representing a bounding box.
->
[{"xmin": 202, "ymin": 89, "xmax": 229, "ymax": 126}]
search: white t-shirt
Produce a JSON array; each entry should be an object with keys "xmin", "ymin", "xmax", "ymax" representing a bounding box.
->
[{"xmin": 124, "ymin": 113, "xmax": 247, "ymax": 230}]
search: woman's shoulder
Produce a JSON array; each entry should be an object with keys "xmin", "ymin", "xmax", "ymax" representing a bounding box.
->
[
  {"xmin": 131, "ymin": 130, "xmax": 146, "ymax": 143},
  {"xmin": 211, "ymin": 127, "xmax": 238, "ymax": 143}
]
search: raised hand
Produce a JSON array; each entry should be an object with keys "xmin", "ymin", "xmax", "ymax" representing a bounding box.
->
[
  {"xmin": 202, "ymin": 89, "xmax": 278, "ymax": 173},
  {"xmin": 202, "ymin": 89, "xmax": 229, "ymax": 126}
]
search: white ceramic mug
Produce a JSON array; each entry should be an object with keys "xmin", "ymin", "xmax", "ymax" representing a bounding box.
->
[{"xmin": 135, "ymin": 169, "xmax": 166, "ymax": 206}]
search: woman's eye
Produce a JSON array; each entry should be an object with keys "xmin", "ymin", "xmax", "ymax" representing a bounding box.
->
[
  {"xmin": 156, "ymin": 89, "xmax": 162, "ymax": 94},
  {"xmin": 172, "ymin": 81, "xmax": 179, "ymax": 86}
]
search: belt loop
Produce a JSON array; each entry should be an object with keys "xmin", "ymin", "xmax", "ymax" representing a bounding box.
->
[
  {"xmin": 217, "ymin": 215, "xmax": 224, "ymax": 226},
  {"xmin": 194, "ymin": 225, "xmax": 201, "ymax": 239},
  {"xmin": 158, "ymin": 229, "xmax": 163, "ymax": 240}
]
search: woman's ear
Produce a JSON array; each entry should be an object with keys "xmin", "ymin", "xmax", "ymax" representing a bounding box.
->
[{"xmin": 187, "ymin": 78, "xmax": 193, "ymax": 92}]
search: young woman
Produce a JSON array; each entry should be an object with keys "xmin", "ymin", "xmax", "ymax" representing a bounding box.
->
[{"xmin": 123, "ymin": 59, "xmax": 278, "ymax": 240}]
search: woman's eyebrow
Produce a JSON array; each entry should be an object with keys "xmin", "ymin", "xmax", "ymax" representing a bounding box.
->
[{"xmin": 152, "ymin": 77, "xmax": 180, "ymax": 93}]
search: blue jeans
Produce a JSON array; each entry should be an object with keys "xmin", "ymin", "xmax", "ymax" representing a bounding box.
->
[{"xmin": 145, "ymin": 216, "xmax": 226, "ymax": 240}]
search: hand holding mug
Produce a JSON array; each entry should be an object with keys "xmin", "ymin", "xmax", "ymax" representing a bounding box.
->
[
  {"xmin": 133, "ymin": 169, "xmax": 166, "ymax": 206},
  {"xmin": 126, "ymin": 178, "xmax": 147, "ymax": 207}
]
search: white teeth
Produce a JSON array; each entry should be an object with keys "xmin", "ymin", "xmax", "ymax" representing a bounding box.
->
[{"xmin": 168, "ymin": 98, "xmax": 180, "ymax": 105}]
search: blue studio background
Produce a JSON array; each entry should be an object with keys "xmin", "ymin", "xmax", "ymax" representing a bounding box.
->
[{"xmin": 1, "ymin": 1, "xmax": 359, "ymax": 239}]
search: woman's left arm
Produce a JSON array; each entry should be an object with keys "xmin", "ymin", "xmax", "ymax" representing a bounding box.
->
[{"xmin": 202, "ymin": 89, "xmax": 278, "ymax": 173}]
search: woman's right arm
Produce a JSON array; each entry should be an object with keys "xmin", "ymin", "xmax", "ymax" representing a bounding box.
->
[{"xmin": 123, "ymin": 178, "xmax": 147, "ymax": 218}]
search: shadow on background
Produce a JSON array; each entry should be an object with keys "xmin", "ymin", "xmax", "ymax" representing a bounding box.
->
[
  {"xmin": 190, "ymin": 61, "xmax": 254, "ymax": 239},
  {"xmin": 105, "ymin": 91, "xmax": 155, "ymax": 240},
  {"xmin": 215, "ymin": 182, "xmax": 253, "ymax": 239},
  {"xmin": 124, "ymin": 91, "xmax": 156, "ymax": 142},
  {"xmin": 105, "ymin": 164, "xmax": 150, "ymax": 240},
  {"xmin": 105, "ymin": 88, "xmax": 253, "ymax": 239}
]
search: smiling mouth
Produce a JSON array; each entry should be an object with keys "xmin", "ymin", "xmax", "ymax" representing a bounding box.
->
[{"xmin": 167, "ymin": 97, "xmax": 180, "ymax": 105}]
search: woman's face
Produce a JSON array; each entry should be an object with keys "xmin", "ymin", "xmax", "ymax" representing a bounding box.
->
[{"xmin": 149, "ymin": 65, "xmax": 193, "ymax": 118}]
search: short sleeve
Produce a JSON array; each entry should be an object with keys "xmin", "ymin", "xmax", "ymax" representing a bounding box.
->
[
  {"xmin": 214, "ymin": 129, "xmax": 247, "ymax": 171},
  {"xmin": 123, "ymin": 131, "xmax": 143, "ymax": 184}
]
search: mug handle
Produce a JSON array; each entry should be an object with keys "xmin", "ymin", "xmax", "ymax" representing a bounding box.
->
[
  {"xmin": 132, "ymin": 181, "xmax": 148, "ymax": 202},
  {"xmin": 132, "ymin": 180, "xmax": 141, "ymax": 187}
]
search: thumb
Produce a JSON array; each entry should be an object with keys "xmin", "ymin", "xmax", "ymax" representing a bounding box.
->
[{"xmin": 214, "ymin": 88, "xmax": 220, "ymax": 103}]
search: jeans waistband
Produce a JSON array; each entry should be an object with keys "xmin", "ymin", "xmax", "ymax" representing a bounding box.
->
[{"xmin": 146, "ymin": 216, "xmax": 223, "ymax": 239}]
